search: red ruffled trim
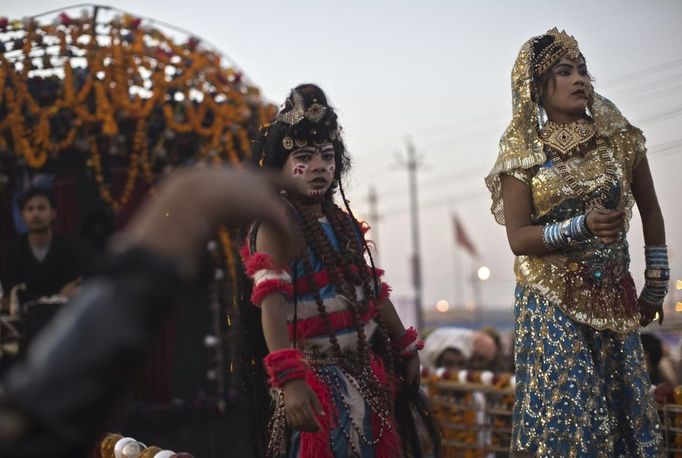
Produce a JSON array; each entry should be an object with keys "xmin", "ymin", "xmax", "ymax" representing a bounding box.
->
[
  {"xmin": 369, "ymin": 355, "xmax": 400, "ymax": 458},
  {"xmin": 240, "ymin": 244, "xmax": 275, "ymax": 277},
  {"xmin": 263, "ymin": 348, "xmax": 308, "ymax": 388},
  {"xmin": 251, "ymin": 279, "xmax": 294, "ymax": 306},
  {"xmin": 377, "ymin": 281, "xmax": 391, "ymax": 302},
  {"xmin": 399, "ymin": 338, "xmax": 425, "ymax": 359},
  {"xmin": 391, "ymin": 326, "xmax": 417, "ymax": 352},
  {"xmin": 294, "ymin": 267, "xmax": 385, "ymax": 295},
  {"xmin": 299, "ymin": 370, "xmax": 335, "ymax": 458},
  {"xmin": 288, "ymin": 301, "xmax": 379, "ymax": 341},
  {"xmin": 357, "ymin": 219, "xmax": 371, "ymax": 235}
]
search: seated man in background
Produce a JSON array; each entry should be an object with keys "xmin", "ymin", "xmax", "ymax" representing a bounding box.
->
[
  {"xmin": 0, "ymin": 187, "xmax": 94, "ymax": 333},
  {"xmin": 0, "ymin": 167, "xmax": 298, "ymax": 458}
]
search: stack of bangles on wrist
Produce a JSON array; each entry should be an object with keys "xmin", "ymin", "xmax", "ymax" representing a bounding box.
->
[
  {"xmin": 391, "ymin": 327, "xmax": 424, "ymax": 359},
  {"xmin": 542, "ymin": 213, "xmax": 592, "ymax": 250},
  {"xmin": 640, "ymin": 245, "xmax": 670, "ymax": 307},
  {"xmin": 264, "ymin": 348, "xmax": 310, "ymax": 388}
]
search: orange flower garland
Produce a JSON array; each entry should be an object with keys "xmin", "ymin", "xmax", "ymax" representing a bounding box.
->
[{"xmin": 0, "ymin": 7, "xmax": 274, "ymax": 212}]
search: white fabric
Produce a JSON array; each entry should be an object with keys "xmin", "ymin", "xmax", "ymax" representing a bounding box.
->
[
  {"xmin": 253, "ymin": 269, "xmax": 292, "ymax": 285},
  {"xmin": 421, "ymin": 327, "xmax": 474, "ymax": 369},
  {"xmin": 285, "ymin": 287, "xmax": 365, "ymax": 321}
]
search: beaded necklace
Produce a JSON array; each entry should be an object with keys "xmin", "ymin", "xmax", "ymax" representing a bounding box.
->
[{"xmin": 546, "ymin": 135, "xmax": 618, "ymax": 210}]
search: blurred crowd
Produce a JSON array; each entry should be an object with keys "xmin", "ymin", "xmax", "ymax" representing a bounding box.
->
[{"xmin": 421, "ymin": 324, "xmax": 682, "ymax": 390}]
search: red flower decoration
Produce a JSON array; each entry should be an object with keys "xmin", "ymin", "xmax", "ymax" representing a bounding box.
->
[
  {"xmin": 58, "ymin": 12, "xmax": 72, "ymax": 26},
  {"xmin": 187, "ymin": 37, "xmax": 200, "ymax": 51}
]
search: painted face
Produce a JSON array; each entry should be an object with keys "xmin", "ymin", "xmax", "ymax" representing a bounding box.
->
[
  {"xmin": 21, "ymin": 195, "xmax": 55, "ymax": 232},
  {"xmin": 540, "ymin": 56, "xmax": 592, "ymax": 121},
  {"xmin": 284, "ymin": 142, "xmax": 336, "ymax": 198}
]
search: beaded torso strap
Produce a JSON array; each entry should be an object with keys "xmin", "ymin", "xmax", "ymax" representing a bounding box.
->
[{"xmin": 547, "ymin": 136, "xmax": 618, "ymax": 210}]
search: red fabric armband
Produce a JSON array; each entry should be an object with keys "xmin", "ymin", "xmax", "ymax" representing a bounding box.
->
[
  {"xmin": 391, "ymin": 326, "xmax": 418, "ymax": 352},
  {"xmin": 263, "ymin": 348, "xmax": 309, "ymax": 388}
]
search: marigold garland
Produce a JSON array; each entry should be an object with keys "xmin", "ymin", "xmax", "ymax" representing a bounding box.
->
[{"xmin": 0, "ymin": 6, "xmax": 274, "ymax": 212}]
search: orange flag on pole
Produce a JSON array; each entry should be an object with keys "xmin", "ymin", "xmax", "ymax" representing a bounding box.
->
[{"xmin": 453, "ymin": 215, "xmax": 477, "ymax": 257}]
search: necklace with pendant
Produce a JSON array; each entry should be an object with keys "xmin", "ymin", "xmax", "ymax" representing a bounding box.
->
[{"xmin": 540, "ymin": 118, "xmax": 596, "ymax": 158}]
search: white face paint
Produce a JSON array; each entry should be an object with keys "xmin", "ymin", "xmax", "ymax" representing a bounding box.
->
[{"xmin": 284, "ymin": 142, "xmax": 336, "ymax": 198}]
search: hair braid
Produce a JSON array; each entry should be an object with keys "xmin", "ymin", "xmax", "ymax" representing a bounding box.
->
[
  {"xmin": 285, "ymin": 197, "xmax": 343, "ymax": 356},
  {"xmin": 321, "ymin": 200, "xmax": 375, "ymax": 368},
  {"xmin": 337, "ymin": 184, "xmax": 398, "ymax": 381}
]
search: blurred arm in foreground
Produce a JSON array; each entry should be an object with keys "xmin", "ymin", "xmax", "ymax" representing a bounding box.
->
[{"xmin": 0, "ymin": 167, "xmax": 297, "ymax": 458}]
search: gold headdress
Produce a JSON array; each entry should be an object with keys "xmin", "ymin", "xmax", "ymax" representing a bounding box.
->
[
  {"xmin": 277, "ymin": 89, "xmax": 328, "ymax": 125},
  {"xmin": 485, "ymin": 29, "xmax": 644, "ymax": 225},
  {"xmin": 533, "ymin": 28, "xmax": 581, "ymax": 76}
]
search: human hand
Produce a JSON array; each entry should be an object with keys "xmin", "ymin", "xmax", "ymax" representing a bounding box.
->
[
  {"xmin": 282, "ymin": 379, "xmax": 324, "ymax": 432},
  {"xmin": 118, "ymin": 167, "xmax": 301, "ymax": 278},
  {"xmin": 639, "ymin": 297, "xmax": 664, "ymax": 327},
  {"xmin": 59, "ymin": 277, "xmax": 82, "ymax": 298},
  {"xmin": 585, "ymin": 208, "xmax": 625, "ymax": 244}
]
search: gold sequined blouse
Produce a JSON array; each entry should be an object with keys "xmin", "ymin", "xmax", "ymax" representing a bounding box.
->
[{"xmin": 507, "ymin": 126, "xmax": 646, "ymax": 333}]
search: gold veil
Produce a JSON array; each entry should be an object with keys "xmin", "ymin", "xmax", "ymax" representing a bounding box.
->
[{"xmin": 485, "ymin": 31, "xmax": 645, "ymax": 225}]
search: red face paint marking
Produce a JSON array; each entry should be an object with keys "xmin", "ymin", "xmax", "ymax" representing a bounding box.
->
[{"xmin": 293, "ymin": 164, "xmax": 307, "ymax": 177}]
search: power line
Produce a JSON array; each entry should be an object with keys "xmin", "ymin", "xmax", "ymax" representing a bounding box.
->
[
  {"xmin": 613, "ymin": 83, "xmax": 682, "ymax": 106},
  {"xmin": 359, "ymin": 58, "xmax": 682, "ymax": 164},
  {"xmin": 369, "ymin": 139, "xmax": 682, "ymax": 219},
  {"xmin": 378, "ymin": 164, "xmax": 491, "ymax": 202},
  {"xmin": 598, "ymin": 58, "xmax": 682, "ymax": 87},
  {"xmin": 635, "ymin": 105, "xmax": 682, "ymax": 125},
  {"xmin": 371, "ymin": 103, "xmax": 682, "ymax": 203}
]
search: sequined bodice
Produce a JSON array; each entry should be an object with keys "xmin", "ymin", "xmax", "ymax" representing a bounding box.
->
[{"xmin": 514, "ymin": 130, "xmax": 645, "ymax": 333}]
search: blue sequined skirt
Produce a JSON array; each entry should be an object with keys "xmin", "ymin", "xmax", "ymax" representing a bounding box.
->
[{"xmin": 512, "ymin": 284, "xmax": 663, "ymax": 457}]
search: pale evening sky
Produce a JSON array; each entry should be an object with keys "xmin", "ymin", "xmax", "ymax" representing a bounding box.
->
[{"xmin": 4, "ymin": 0, "xmax": 681, "ymax": 323}]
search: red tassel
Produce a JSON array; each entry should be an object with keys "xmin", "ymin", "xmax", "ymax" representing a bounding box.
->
[
  {"xmin": 251, "ymin": 279, "xmax": 294, "ymax": 306},
  {"xmin": 378, "ymin": 282, "xmax": 391, "ymax": 302},
  {"xmin": 299, "ymin": 370, "xmax": 335, "ymax": 458},
  {"xmin": 392, "ymin": 327, "xmax": 418, "ymax": 352}
]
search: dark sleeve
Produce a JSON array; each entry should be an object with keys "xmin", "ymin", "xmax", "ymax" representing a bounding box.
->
[
  {"xmin": 0, "ymin": 240, "xmax": 21, "ymax": 295},
  {"xmin": 0, "ymin": 248, "xmax": 185, "ymax": 457},
  {"xmin": 76, "ymin": 238, "xmax": 98, "ymax": 278}
]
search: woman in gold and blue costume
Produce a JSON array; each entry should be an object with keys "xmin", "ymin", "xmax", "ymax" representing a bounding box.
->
[{"xmin": 485, "ymin": 28, "xmax": 669, "ymax": 457}]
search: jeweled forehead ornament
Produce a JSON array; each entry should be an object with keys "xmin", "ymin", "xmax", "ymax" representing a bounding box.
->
[
  {"xmin": 277, "ymin": 89, "xmax": 337, "ymax": 150},
  {"xmin": 534, "ymin": 27, "xmax": 582, "ymax": 77},
  {"xmin": 276, "ymin": 89, "xmax": 328, "ymax": 125}
]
